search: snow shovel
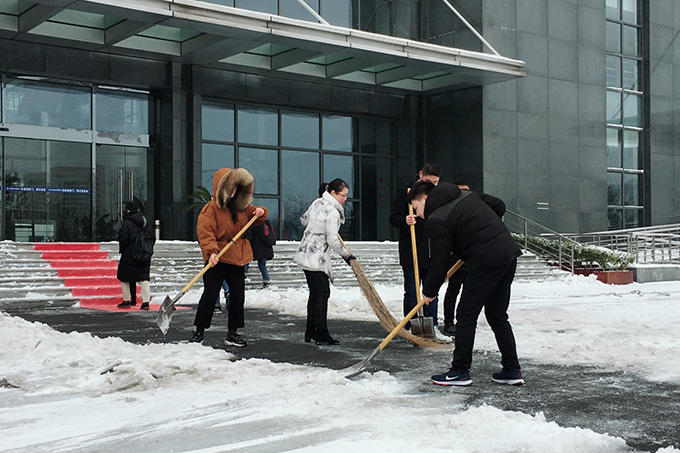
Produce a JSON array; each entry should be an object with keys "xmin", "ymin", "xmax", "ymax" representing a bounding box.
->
[
  {"xmin": 406, "ymin": 190, "xmax": 436, "ymax": 339},
  {"xmin": 155, "ymin": 214, "xmax": 260, "ymax": 335},
  {"xmin": 342, "ymin": 259, "xmax": 464, "ymax": 379}
]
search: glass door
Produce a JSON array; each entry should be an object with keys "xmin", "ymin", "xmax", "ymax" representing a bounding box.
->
[
  {"xmin": 95, "ymin": 145, "xmax": 152, "ymax": 241},
  {"xmin": 3, "ymin": 138, "xmax": 91, "ymax": 241}
]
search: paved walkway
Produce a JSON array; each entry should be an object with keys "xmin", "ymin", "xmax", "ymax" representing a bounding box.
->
[{"xmin": 7, "ymin": 305, "xmax": 679, "ymax": 452}]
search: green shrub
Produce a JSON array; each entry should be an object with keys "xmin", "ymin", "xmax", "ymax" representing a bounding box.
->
[{"xmin": 512, "ymin": 234, "xmax": 635, "ymax": 270}]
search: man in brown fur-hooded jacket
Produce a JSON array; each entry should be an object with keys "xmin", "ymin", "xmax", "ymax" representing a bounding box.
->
[{"xmin": 191, "ymin": 168, "xmax": 268, "ymax": 347}]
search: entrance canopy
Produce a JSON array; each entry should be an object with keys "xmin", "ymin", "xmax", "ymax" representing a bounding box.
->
[{"xmin": 0, "ymin": 0, "xmax": 525, "ymax": 93}]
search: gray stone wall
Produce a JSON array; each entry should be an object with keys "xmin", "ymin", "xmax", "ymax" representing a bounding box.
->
[
  {"xmin": 649, "ymin": 1, "xmax": 680, "ymax": 225},
  {"xmin": 482, "ymin": 0, "xmax": 608, "ymax": 233}
]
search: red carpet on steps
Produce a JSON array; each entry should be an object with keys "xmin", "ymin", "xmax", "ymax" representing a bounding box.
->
[{"xmin": 35, "ymin": 243, "xmax": 160, "ymax": 312}]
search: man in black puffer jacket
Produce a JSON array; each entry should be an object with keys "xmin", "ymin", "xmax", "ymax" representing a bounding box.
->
[{"xmin": 409, "ymin": 181, "xmax": 524, "ymax": 387}]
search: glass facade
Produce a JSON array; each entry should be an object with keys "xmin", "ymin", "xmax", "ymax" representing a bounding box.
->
[
  {"xmin": 201, "ymin": 102, "xmax": 394, "ymax": 241},
  {"xmin": 605, "ymin": 0, "xmax": 644, "ymax": 230},
  {"xmin": 1, "ymin": 77, "xmax": 152, "ymax": 242}
]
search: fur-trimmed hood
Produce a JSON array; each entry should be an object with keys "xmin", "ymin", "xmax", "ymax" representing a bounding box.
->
[{"xmin": 212, "ymin": 168, "xmax": 254, "ymax": 211}]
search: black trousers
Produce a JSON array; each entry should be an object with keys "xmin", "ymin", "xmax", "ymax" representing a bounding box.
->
[
  {"xmin": 443, "ymin": 265, "xmax": 468, "ymax": 325},
  {"xmin": 194, "ymin": 262, "xmax": 245, "ymax": 332},
  {"xmin": 452, "ymin": 258, "xmax": 520, "ymax": 372},
  {"xmin": 303, "ymin": 270, "xmax": 331, "ymax": 333}
]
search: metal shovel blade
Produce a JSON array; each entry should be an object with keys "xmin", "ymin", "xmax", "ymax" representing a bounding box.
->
[
  {"xmin": 340, "ymin": 345, "xmax": 381, "ymax": 378},
  {"xmin": 155, "ymin": 295, "xmax": 177, "ymax": 335},
  {"xmin": 410, "ymin": 316, "xmax": 435, "ymax": 339}
]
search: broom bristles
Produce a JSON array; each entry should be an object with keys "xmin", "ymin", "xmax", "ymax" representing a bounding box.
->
[{"xmin": 349, "ymin": 259, "xmax": 448, "ymax": 349}]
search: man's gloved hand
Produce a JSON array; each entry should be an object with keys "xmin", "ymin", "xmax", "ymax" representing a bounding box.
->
[{"xmin": 343, "ymin": 255, "xmax": 356, "ymax": 265}]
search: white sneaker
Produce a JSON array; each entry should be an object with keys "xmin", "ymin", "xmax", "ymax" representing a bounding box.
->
[{"xmin": 434, "ymin": 326, "xmax": 453, "ymax": 344}]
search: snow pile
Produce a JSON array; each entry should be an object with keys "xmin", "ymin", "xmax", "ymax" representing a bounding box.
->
[{"xmin": 0, "ymin": 312, "xmax": 657, "ymax": 452}]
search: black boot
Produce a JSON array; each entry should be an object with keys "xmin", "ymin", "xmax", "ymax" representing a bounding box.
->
[
  {"xmin": 314, "ymin": 330, "xmax": 339, "ymax": 345},
  {"xmin": 304, "ymin": 327, "xmax": 316, "ymax": 343}
]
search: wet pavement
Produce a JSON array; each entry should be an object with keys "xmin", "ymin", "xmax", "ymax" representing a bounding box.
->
[{"xmin": 7, "ymin": 305, "xmax": 680, "ymax": 452}]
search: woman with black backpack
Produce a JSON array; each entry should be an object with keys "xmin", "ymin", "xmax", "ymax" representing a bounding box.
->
[
  {"xmin": 245, "ymin": 219, "xmax": 276, "ymax": 289},
  {"xmin": 116, "ymin": 198, "xmax": 155, "ymax": 310}
]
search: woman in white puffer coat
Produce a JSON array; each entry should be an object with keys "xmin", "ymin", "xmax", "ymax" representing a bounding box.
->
[{"xmin": 294, "ymin": 178, "xmax": 355, "ymax": 345}]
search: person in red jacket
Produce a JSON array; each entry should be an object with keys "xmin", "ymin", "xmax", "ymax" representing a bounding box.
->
[{"xmin": 191, "ymin": 167, "xmax": 267, "ymax": 347}]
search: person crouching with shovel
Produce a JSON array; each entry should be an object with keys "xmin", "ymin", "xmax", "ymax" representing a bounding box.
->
[{"xmin": 190, "ymin": 168, "xmax": 267, "ymax": 347}]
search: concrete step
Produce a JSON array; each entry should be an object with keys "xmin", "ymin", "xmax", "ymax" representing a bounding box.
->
[{"xmin": 0, "ymin": 240, "xmax": 567, "ymax": 308}]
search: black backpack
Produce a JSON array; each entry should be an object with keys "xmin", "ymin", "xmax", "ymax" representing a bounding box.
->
[
  {"xmin": 131, "ymin": 218, "xmax": 155, "ymax": 263},
  {"xmin": 262, "ymin": 220, "xmax": 277, "ymax": 246}
]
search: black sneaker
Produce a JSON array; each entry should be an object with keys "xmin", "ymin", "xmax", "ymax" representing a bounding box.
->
[
  {"xmin": 140, "ymin": 302, "xmax": 149, "ymax": 310},
  {"xmin": 492, "ymin": 369, "xmax": 524, "ymax": 385},
  {"xmin": 188, "ymin": 331, "xmax": 204, "ymax": 343},
  {"xmin": 117, "ymin": 301, "xmax": 132, "ymax": 309},
  {"xmin": 442, "ymin": 323, "xmax": 456, "ymax": 337},
  {"xmin": 431, "ymin": 369, "xmax": 472, "ymax": 386},
  {"xmin": 225, "ymin": 332, "xmax": 247, "ymax": 347}
]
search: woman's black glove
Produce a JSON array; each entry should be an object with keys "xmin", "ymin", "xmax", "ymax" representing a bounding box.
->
[{"xmin": 343, "ymin": 255, "xmax": 356, "ymax": 265}]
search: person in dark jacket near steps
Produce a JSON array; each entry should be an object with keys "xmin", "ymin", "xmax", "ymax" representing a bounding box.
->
[
  {"xmin": 409, "ymin": 180, "xmax": 524, "ymax": 387},
  {"xmin": 388, "ymin": 163, "xmax": 451, "ymax": 343},
  {"xmin": 116, "ymin": 198, "xmax": 155, "ymax": 310}
]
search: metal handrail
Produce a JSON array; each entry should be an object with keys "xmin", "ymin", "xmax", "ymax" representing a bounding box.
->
[{"xmin": 504, "ymin": 210, "xmax": 578, "ymax": 273}]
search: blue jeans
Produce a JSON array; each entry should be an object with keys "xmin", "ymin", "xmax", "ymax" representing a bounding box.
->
[
  {"xmin": 402, "ymin": 266, "xmax": 438, "ymax": 326},
  {"xmin": 245, "ymin": 259, "xmax": 270, "ymax": 282},
  {"xmin": 215, "ymin": 279, "xmax": 229, "ymax": 307}
]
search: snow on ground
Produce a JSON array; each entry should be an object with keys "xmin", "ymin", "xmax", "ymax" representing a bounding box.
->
[{"xmin": 2, "ymin": 274, "xmax": 680, "ymax": 452}]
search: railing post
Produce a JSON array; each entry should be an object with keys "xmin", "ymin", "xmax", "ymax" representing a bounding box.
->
[
  {"xmin": 558, "ymin": 236, "xmax": 562, "ymax": 270},
  {"xmin": 523, "ymin": 220, "xmax": 528, "ymax": 252},
  {"xmin": 570, "ymin": 244, "xmax": 574, "ymax": 274}
]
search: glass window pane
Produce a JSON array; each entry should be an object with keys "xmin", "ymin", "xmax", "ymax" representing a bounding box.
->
[
  {"xmin": 203, "ymin": 104, "xmax": 235, "ymax": 142},
  {"xmin": 622, "ymin": 0, "xmax": 638, "ymax": 24},
  {"xmin": 360, "ymin": 0, "xmax": 392, "ymax": 35},
  {"xmin": 4, "ymin": 138, "xmax": 91, "ymax": 242},
  {"xmin": 5, "ymin": 79, "xmax": 91, "ymax": 129},
  {"xmin": 622, "ymin": 130, "xmax": 639, "ymax": 169},
  {"xmin": 339, "ymin": 200, "xmax": 358, "ymax": 240},
  {"xmin": 322, "ymin": 115, "xmax": 353, "ymax": 152},
  {"xmin": 622, "ymin": 58, "xmax": 639, "ymax": 91},
  {"xmin": 253, "ymin": 197, "xmax": 279, "ymax": 236},
  {"xmin": 234, "ymin": 0, "xmax": 277, "ymax": 14},
  {"xmin": 96, "ymin": 90, "xmax": 149, "ymax": 135},
  {"xmin": 623, "ymin": 173, "xmax": 640, "ymax": 206},
  {"xmin": 624, "ymin": 209, "xmax": 642, "ymax": 229},
  {"xmin": 238, "ymin": 107, "xmax": 278, "ymax": 146},
  {"xmin": 608, "ymin": 208, "xmax": 623, "ymax": 230},
  {"xmin": 323, "ymin": 153, "xmax": 356, "ymax": 198},
  {"xmin": 281, "ymin": 150, "xmax": 319, "ymax": 240},
  {"xmin": 280, "ymin": 0, "xmax": 319, "ymax": 21},
  {"xmin": 360, "ymin": 119, "xmax": 393, "ymax": 156},
  {"xmin": 607, "ymin": 128, "xmax": 622, "ymax": 168},
  {"xmin": 622, "ymin": 93, "xmax": 641, "ymax": 127},
  {"xmin": 320, "ymin": 0, "xmax": 352, "ymax": 28},
  {"xmin": 606, "ymin": 0, "xmax": 619, "ymax": 20},
  {"xmin": 282, "ymin": 111, "xmax": 319, "ymax": 149},
  {"xmin": 606, "ymin": 55, "xmax": 621, "ymax": 88},
  {"xmin": 238, "ymin": 147, "xmax": 278, "ymax": 195},
  {"xmin": 607, "ymin": 90, "xmax": 622, "ymax": 124},
  {"xmin": 361, "ymin": 155, "xmax": 394, "ymax": 240},
  {"xmin": 622, "ymin": 25, "xmax": 638, "ymax": 56},
  {"xmin": 202, "ymin": 144, "xmax": 235, "ymax": 192},
  {"xmin": 608, "ymin": 172, "xmax": 622, "ymax": 205},
  {"xmin": 606, "ymin": 21, "xmax": 621, "ymax": 53}
]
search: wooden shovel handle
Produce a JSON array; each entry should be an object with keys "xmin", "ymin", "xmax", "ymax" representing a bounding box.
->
[{"xmin": 180, "ymin": 214, "xmax": 259, "ymax": 293}]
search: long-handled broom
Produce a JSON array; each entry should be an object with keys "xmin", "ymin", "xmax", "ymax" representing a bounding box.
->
[
  {"xmin": 341, "ymin": 259, "xmax": 464, "ymax": 378},
  {"xmin": 338, "ymin": 235, "xmax": 447, "ymax": 349}
]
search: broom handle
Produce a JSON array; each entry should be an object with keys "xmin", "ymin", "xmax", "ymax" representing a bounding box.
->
[
  {"xmin": 406, "ymin": 188, "xmax": 424, "ymax": 313},
  {"xmin": 180, "ymin": 215, "xmax": 259, "ymax": 293},
  {"xmin": 378, "ymin": 259, "xmax": 464, "ymax": 351}
]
